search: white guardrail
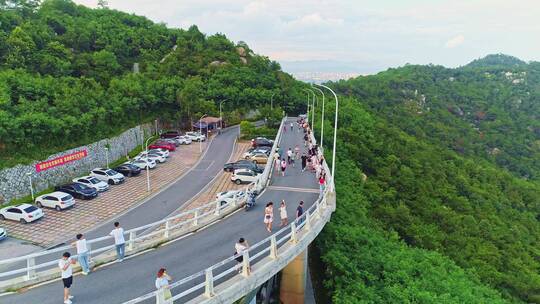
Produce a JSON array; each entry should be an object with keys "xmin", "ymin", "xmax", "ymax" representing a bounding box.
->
[
  {"xmin": 0, "ymin": 118, "xmax": 287, "ymax": 292},
  {"xmin": 124, "ymin": 117, "xmax": 336, "ymax": 304}
]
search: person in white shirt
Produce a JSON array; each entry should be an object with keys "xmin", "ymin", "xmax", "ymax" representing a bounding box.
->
[
  {"xmin": 279, "ymin": 200, "xmax": 288, "ymax": 227},
  {"xmin": 58, "ymin": 252, "xmax": 76, "ymax": 304},
  {"xmin": 155, "ymin": 268, "xmax": 172, "ymax": 300},
  {"xmin": 109, "ymin": 221, "xmax": 126, "ymax": 262},
  {"xmin": 234, "ymin": 238, "xmax": 250, "ymax": 273},
  {"xmin": 72, "ymin": 233, "xmax": 90, "ymax": 275}
]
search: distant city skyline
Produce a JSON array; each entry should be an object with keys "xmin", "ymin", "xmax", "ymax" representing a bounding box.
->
[{"xmin": 74, "ymin": 0, "xmax": 540, "ymax": 79}]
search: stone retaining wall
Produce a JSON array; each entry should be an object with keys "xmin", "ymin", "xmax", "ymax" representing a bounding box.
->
[{"xmin": 0, "ymin": 125, "xmax": 152, "ymax": 204}]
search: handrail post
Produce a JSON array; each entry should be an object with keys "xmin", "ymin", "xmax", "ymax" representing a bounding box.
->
[
  {"xmin": 128, "ymin": 231, "xmax": 136, "ymax": 251},
  {"xmin": 313, "ymin": 203, "xmax": 321, "ymax": 219},
  {"xmin": 155, "ymin": 288, "xmax": 166, "ymax": 304},
  {"xmin": 214, "ymin": 201, "xmax": 221, "ymax": 216},
  {"xmin": 270, "ymin": 235, "xmax": 278, "ymax": 259},
  {"xmin": 193, "ymin": 210, "xmax": 199, "ymax": 226},
  {"xmin": 290, "ymin": 223, "xmax": 298, "ymax": 243},
  {"xmin": 164, "ymin": 220, "xmax": 170, "ymax": 239},
  {"xmin": 242, "ymin": 251, "xmax": 250, "ymax": 277},
  {"xmin": 305, "ymin": 212, "xmax": 312, "ymax": 231},
  {"xmin": 204, "ymin": 268, "xmax": 214, "ymax": 298},
  {"xmin": 26, "ymin": 257, "xmax": 36, "ymax": 280}
]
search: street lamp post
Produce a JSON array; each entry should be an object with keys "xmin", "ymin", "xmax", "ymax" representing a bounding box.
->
[
  {"xmin": 26, "ymin": 172, "xmax": 34, "ymax": 201},
  {"xmin": 219, "ymin": 99, "xmax": 227, "ymax": 131},
  {"xmin": 105, "ymin": 147, "xmax": 109, "ymax": 168},
  {"xmin": 198, "ymin": 114, "xmax": 207, "ymax": 153},
  {"xmin": 154, "ymin": 119, "xmax": 158, "ymax": 136},
  {"xmin": 313, "ymin": 84, "xmax": 338, "ymax": 190},
  {"xmin": 312, "ymin": 85, "xmax": 326, "ymax": 148},
  {"xmin": 270, "ymin": 92, "xmax": 275, "ymax": 110},
  {"xmin": 145, "ymin": 137, "xmax": 153, "ymax": 192}
]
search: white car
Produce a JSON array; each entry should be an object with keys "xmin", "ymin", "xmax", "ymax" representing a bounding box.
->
[
  {"xmin": 136, "ymin": 153, "xmax": 166, "ymax": 164},
  {"xmin": 148, "ymin": 148, "xmax": 170, "ymax": 158},
  {"xmin": 35, "ymin": 192, "xmax": 75, "ymax": 211},
  {"xmin": 243, "ymin": 148, "xmax": 270, "ymax": 159},
  {"xmin": 177, "ymin": 135, "xmax": 192, "ymax": 145},
  {"xmin": 73, "ymin": 176, "xmax": 110, "ymax": 192},
  {"xmin": 129, "ymin": 159, "xmax": 157, "ymax": 169},
  {"xmin": 0, "ymin": 227, "xmax": 6, "ymax": 241},
  {"xmin": 185, "ymin": 132, "xmax": 206, "ymax": 142},
  {"xmin": 216, "ymin": 190, "xmax": 245, "ymax": 206},
  {"xmin": 231, "ymin": 168, "xmax": 260, "ymax": 184},
  {"xmin": 90, "ymin": 168, "xmax": 126, "ymax": 185},
  {"xmin": 0, "ymin": 204, "xmax": 44, "ymax": 223}
]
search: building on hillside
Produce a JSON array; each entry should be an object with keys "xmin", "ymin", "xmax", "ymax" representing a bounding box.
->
[{"xmin": 193, "ymin": 116, "xmax": 222, "ymax": 132}]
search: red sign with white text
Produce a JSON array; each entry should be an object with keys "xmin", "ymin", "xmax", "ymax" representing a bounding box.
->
[{"xmin": 35, "ymin": 150, "xmax": 88, "ymax": 172}]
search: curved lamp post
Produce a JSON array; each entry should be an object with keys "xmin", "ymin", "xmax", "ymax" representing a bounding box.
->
[
  {"xmin": 219, "ymin": 99, "xmax": 227, "ymax": 130},
  {"xmin": 144, "ymin": 137, "xmax": 153, "ymax": 192},
  {"xmin": 270, "ymin": 92, "xmax": 275, "ymax": 111},
  {"xmin": 314, "ymin": 83, "xmax": 338, "ymax": 189},
  {"xmin": 198, "ymin": 114, "xmax": 207, "ymax": 153},
  {"xmin": 312, "ymin": 85, "xmax": 325, "ymax": 147}
]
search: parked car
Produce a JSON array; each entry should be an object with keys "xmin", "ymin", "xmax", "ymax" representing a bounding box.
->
[
  {"xmin": 149, "ymin": 148, "xmax": 170, "ymax": 158},
  {"xmin": 246, "ymin": 152, "xmax": 269, "ymax": 164},
  {"xmin": 55, "ymin": 183, "xmax": 98, "ymax": 200},
  {"xmin": 0, "ymin": 204, "xmax": 44, "ymax": 223},
  {"xmin": 35, "ymin": 192, "xmax": 75, "ymax": 211},
  {"xmin": 223, "ymin": 160, "xmax": 263, "ymax": 173},
  {"xmin": 136, "ymin": 153, "xmax": 166, "ymax": 164},
  {"xmin": 149, "ymin": 141, "xmax": 176, "ymax": 151},
  {"xmin": 128, "ymin": 159, "xmax": 157, "ymax": 170},
  {"xmin": 251, "ymin": 137, "xmax": 273, "ymax": 148},
  {"xmin": 231, "ymin": 169, "xmax": 260, "ymax": 184},
  {"xmin": 243, "ymin": 146, "xmax": 272, "ymax": 159},
  {"xmin": 160, "ymin": 138, "xmax": 181, "ymax": 147},
  {"xmin": 185, "ymin": 131, "xmax": 206, "ymax": 142},
  {"xmin": 177, "ymin": 135, "xmax": 192, "ymax": 145},
  {"xmin": 73, "ymin": 176, "xmax": 110, "ymax": 192},
  {"xmin": 90, "ymin": 168, "xmax": 126, "ymax": 185},
  {"xmin": 160, "ymin": 131, "xmax": 181, "ymax": 139},
  {"xmin": 0, "ymin": 227, "xmax": 6, "ymax": 241},
  {"xmin": 216, "ymin": 190, "xmax": 245, "ymax": 206},
  {"xmin": 113, "ymin": 164, "xmax": 142, "ymax": 177}
]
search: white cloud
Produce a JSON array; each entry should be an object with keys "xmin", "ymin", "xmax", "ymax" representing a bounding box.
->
[
  {"xmin": 243, "ymin": 1, "xmax": 267, "ymax": 15},
  {"xmin": 445, "ymin": 35, "xmax": 465, "ymax": 48},
  {"xmin": 284, "ymin": 13, "xmax": 344, "ymax": 29}
]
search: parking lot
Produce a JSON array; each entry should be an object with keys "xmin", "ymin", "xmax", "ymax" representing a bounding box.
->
[{"xmin": 0, "ymin": 141, "xmax": 207, "ymax": 247}]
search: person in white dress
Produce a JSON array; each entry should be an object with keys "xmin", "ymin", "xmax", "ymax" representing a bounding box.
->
[
  {"xmin": 264, "ymin": 202, "xmax": 274, "ymax": 232},
  {"xmin": 279, "ymin": 200, "xmax": 288, "ymax": 227}
]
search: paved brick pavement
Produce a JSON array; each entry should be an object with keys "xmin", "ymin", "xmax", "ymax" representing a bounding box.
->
[{"xmin": 0, "ymin": 142, "xmax": 206, "ymax": 247}]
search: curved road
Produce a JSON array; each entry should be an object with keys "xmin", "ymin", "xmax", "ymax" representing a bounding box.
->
[{"xmin": 3, "ymin": 119, "xmax": 319, "ymax": 304}]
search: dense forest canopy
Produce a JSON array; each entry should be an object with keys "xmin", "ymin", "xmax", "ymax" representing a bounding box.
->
[
  {"xmin": 0, "ymin": 0, "xmax": 306, "ymax": 168},
  {"xmin": 312, "ymin": 55, "xmax": 540, "ymax": 303}
]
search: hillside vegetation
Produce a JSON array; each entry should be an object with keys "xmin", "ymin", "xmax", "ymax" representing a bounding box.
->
[
  {"xmin": 313, "ymin": 55, "xmax": 540, "ymax": 303},
  {"xmin": 0, "ymin": 0, "xmax": 304, "ymax": 168}
]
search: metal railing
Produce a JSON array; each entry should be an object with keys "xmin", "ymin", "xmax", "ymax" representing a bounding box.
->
[
  {"xmin": 125, "ymin": 117, "xmax": 335, "ymax": 304},
  {"xmin": 0, "ymin": 118, "xmax": 288, "ymax": 291}
]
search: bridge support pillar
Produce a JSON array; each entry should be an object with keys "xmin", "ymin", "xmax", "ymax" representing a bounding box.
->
[{"xmin": 279, "ymin": 249, "xmax": 307, "ymax": 304}]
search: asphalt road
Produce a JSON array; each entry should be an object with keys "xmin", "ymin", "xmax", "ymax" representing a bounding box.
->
[
  {"xmin": 3, "ymin": 118, "xmax": 320, "ymax": 304},
  {"xmin": 0, "ymin": 126, "xmax": 239, "ymax": 278}
]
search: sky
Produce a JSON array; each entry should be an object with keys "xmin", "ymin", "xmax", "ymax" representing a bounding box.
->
[{"xmin": 74, "ymin": 0, "xmax": 540, "ymax": 75}]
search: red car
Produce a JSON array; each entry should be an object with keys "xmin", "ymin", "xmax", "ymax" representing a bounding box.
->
[{"xmin": 149, "ymin": 141, "xmax": 176, "ymax": 151}]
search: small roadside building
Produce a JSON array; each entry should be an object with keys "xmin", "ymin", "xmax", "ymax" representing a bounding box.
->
[{"xmin": 193, "ymin": 116, "xmax": 222, "ymax": 132}]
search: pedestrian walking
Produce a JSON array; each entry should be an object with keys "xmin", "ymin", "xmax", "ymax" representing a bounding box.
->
[
  {"xmin": 280, "ymin": 158, "xmax": 287, "ymax": 177},
  {"xmin": 290, "ymin": 122, "xmax": 294, "ymax": 131},
  {"xmin": 296, "ymin": 201, "xmax": 305, "ymax": 225},
  {"xmin": 283, "ymin": 124, "xmax": 287, "ymax": 133},
  {"xmin": 301, "ymin": 154, "xmax": 307, "ymax": 172},
  {"xmin": 274, "ymin": 153, "xmax": 280, "ymax": 176},
  {"xmin": 59, "ymin": 252, "xmax": 76, "ymax": 304},
  {"xmin": 279, "ymin": 200, "xmax": 288, "ymax": 227},
  {"xmin": 109, "ymin": 222, "xmax": 125, "ymax": 262},
  {"xmin": 235, "ymin": 238, "xmax": 250, "ymax": 273},
  {"xmin": 287, "ymin": 148, "xmax": 293, "ymax": 164},
  {"xmin": 264, "ymin": 202, "xmax": 274, "ymax": 232},
  {"xmin": 303, "ymin": 134, "xmax": 308, "ymax": 147},
  {"xmin": 294, "ymin": 145, "xmax": 300, "ymax": 159},
  {"xmin": 155, "ymin": 268, "xmax": 172, "ymax": 301},
  {"xmin": 72, "ymin": 233, "xmax": 90, "ymax": 275},
  {"xmin": 319, "ymin": 173, "xmax": 326, "ymax": 197}
]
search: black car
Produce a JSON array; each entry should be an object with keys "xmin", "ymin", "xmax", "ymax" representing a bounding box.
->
[
  {"xmin": 114, "ymin": 164, "xmax": 142, "ymax": 177},
  {"xmin": 160, "ymin": 131, "xmax": 181, "ymax": 139},
  {"xmin": 55, "ymin": 183, "xmax": 98, "ymax": 200},
  {"xmin": 251, "ymin": 137, "xmax": 274, "ymax": 148},
  {"xmin": 224, "ymin": 160, "xmax": 263, "ymax": 173}
]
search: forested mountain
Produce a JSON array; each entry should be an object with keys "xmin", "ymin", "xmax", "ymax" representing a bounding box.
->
[
  {"xmin": 312, "ymin": 56, "xmax": 540, "ymax": 303},
  {"xmin": 0, "ymin": 0, "xmax": 304, "ymax": 168}
]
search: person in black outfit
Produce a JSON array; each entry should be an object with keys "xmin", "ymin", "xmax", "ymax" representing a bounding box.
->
[{"xmin": 301, "ymin": 154, "xmax": 307, "ymax": 172}]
